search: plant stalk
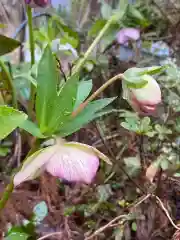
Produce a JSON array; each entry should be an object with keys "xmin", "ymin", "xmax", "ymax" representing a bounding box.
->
[
  {"xmin": 0, "ymin": 179, "xmax": 14, "ymax": 210},
  {"xmin": 27, "ymin": 6, "xmax": 36, "ymax": 119},
  {"xmin": 72, "ymin": 16, "xmax": 115, "ymax": 75},
  {"xmin": 72, "ymin": 73, "xmax": 123, "ymax": 117},
  {"xmin": 0, "ymin": 60, "xmax": 17, "ymax": 108},
  {"xmin": 0, "ymin": 139, "xmax": 40, "ymax": 212}
]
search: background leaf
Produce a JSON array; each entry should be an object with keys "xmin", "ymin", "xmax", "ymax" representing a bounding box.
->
[
  {"xmin": 33, "ymin": 201, "xmax": 48, "ymax": 224},
  {"xmin": 0, "ymin": 35, "xmax": 21, "ymax": 56},
  {"xmin": 0, "ymin": 106, "xmax": 27, "ymax": 140}
]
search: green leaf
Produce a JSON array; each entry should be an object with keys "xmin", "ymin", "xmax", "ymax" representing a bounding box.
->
[
  {"xmin": 127, "ymin": 5, "xmax": 150, "ymax": 27},
  {"xmin": 138, "ymin": 66, "xmax": 167, "ymax": 75},
  {"xmin": 74, "ymin": 79, "xmax": 93, "ymax": 109},
  {"xmin": 0, "ymin": 106, "xmax": 27, "ymax": 140},
  {"xmin": 6, "ymin": 227, "xmax": 29, "ymax": 240},
  {"xmin": 35, "ymin": 46, "xmax": 58, "ymax": 133},
  {"xmin": 46, "ymin": 74, "xmax": 79, "ymax": 134},
  {"xmin": 58, "ymin": 97, "xmax": 116, "ymax": 137},
  {"xmin": 88, "ymin": 19, "xmax": 107, "ymax": 37},
  {"xmin": 100, "ymin": 1, "xmax": 112, "ymax": 20},
  {"xmin": 19, "ymin": 119, "xmax": 45, "ymax": 138},
  {"xmin": 0, "ymin": 35, "xmax": 21, "ymax": 56}
]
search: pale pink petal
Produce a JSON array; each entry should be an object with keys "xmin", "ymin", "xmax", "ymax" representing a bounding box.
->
[
  {"xmin": 13, "ymin": 146, "xmax": 58, "ymax": 187},
  {"xmin": 131, "ymin": 75, "xmax": 161, "ymax": 106},
  {"xmin": 45, "ymin": 146, "xmax": 99, "ymax": 184},
  {"xmin": 117, "ymin": 28, "xmax": 140, "ymax": 45}
]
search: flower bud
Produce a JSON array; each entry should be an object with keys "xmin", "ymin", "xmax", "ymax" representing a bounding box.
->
[
  {"xmin": 127, "ymin": 75, "xmax": 161, "ymax": 115},
  {"xmin": 25, "ymin": 0, "xmax": 50, "ymax": 8},
  {"xmin": 116, "ymin": 28, "xmax": 140, "ymax": 46}
]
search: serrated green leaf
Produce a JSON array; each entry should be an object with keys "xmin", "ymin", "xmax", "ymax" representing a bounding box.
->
[
  {"xmin": 35, "ymin": 46, "xmax": 58, "ymax": 133},
  {"xmin": 0, "ymin": 106, "xmax": 27, "ymax": 140},
  {"xmin": 19, "ymin": 119, "xmax": 45, "ymax": 138},
  {"xmin": 0, "ymin": 35, "xmax": 21, "ymax": 56},
  {"xmin": 58, "ymin": 97, "xmax": 116, "ymax": 137},
  {"xmin": 46, "ymin": 74, "xmax": 79, "ymax": 134},
  {"xmin": 74, "ymin": 79, "xmax": 93, "ymax": 109}
]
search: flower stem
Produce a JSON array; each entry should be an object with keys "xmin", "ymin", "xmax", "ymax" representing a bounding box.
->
[
  {"xmin": 0, "ymin": 179, "xmax": 14, "ymax": 210},
  {"xmin": 72, "ymin": 16, "xmax": 115, "ymax": 75},
  {"xmin": 72, "ymin": 73, "xmax": 123, "ymax": 117},
  {"xmin": 0, "ymin": 139, "xmax": 40, "ymax": 212},
  {"xmin": 0, "ymin": 60, "xmax": 17, "ymax": 108},
  {"xmin": 26, "ymin": 6, "xmax": 36, "ymax": 119}
]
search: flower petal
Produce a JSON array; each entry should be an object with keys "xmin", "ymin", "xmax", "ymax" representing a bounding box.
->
[
  {"xmin": 45, "ymin": 145, "xmax": 99, "ymax": 184},
  {"xmin": 64, "ymin": 142, "xmax": 112, "ymax": 165},
  {"xmin": 117, "ymin": 28, "xmax": 140, "ymax": 45},
  {"xmin": 131, "ymin": 75, "xmax": 161, "ymax": 106},
  {"xmin": 14, "ymin": 146, "xmax": 58, "ymax": 187}
]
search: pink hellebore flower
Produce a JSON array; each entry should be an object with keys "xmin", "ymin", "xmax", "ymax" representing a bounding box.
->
[
  {"xmin": 25, "ymin": 0, "xmax": 50, "ymax": 8},
  {"xmin": 13, "ymin": 141, "xmax": 111, "ymax": 187},
  {"xmin": 116, "ymin": 28, "xmax": 140, "ymax": 46},
  {"xmin": 124, "ymin": 75, "xmax": 161, "ymax": 115}
]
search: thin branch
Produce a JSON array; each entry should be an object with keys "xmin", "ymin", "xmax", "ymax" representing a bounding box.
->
[
  {"xmin": 155, "ymin": 195, "xmax": 180, "ymax": 231},
  {"xmin": 85, "ymin": 194, "xmax": 151, "ymax": 240},
  {"xmin": 37, "ymin": 232, "xmax": 63, "ymax": 240},
  {"xmin": 95, "ymin": 122, "xmax": 146, "ymax": 194},
  {"xmin": 85, "ymin": 214, "xmax": 127, "ymax": 240}
]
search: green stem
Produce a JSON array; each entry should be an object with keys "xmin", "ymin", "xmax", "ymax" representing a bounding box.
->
[
  {"xmin": 72, "ymin": 73, "xmax": 123, "ymax": 117},
  {"xmin": 26, "ymin": 6, "xmax": 36, "ymax": 119},
  {"xmin": 0, "ymin": 60, "xmax": 17, "ymax": 108},
  {"xmin": 0, "ymin": 179, "xmax": 14, "ymax": 210},
  {"xmin": 0, "ymin": 139, "xmax": 40, "ymax": 212},
  {"xmin": 72, "ymin": 16, "xmax": 115, "ymax": 75}
]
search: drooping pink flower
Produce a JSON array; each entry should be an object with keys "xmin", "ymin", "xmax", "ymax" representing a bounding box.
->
[
  {"xmin": 13, "ymin": 141, "xmax": 111, "ymax": 187},
  {"xmin": 45, "ymin": 145, "xmax": 99, "ymax": 184},
  {"xmin": 129, "ymin": 75, "xmax": 161, "ymax": 115},
  {"xmin": 116, "ymin": 28, "xmax": 140, "ymax": 46},
  {"xmin": 25, "ymin": 0, "xmax": 50, "ymax": 8}
]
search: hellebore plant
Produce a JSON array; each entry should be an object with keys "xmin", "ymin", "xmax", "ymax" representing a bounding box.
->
[{"xmin": 0, "ymin": 1, "xmax": 164, "ymax": 213}]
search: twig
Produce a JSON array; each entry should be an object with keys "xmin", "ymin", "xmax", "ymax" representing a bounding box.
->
[
  {"xmin": 37, "ymin": 232, "xmax": 63, "ymax": 240},
  {"xmin": 85, "ymin": 214, "xmax": 127, "ymax": 240},
  {"xmin": 95, "ymin": 122, "xmax": 146, "ymax": 194},
  {"xmin": 155, "ymin": 195, "xmax": 180, "ymax": 231},
  {"xmin": 85, "ymin": 194, "xmax": 151, "ymax": 240}
]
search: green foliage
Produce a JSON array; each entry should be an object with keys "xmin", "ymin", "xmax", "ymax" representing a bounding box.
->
[
  {"xmin": 0, "ymin": 35, "xmax": 21, "ymax": 56},
  {"xmin": 58, "ymin": 97, "xmax": 116, "ymax": 137},
  {"xmin": 5, "ymin": 227, "xmax": 30, "ymax": 240},
  {"xmin": 19, "ymin": 119, "xmax": 45, "ymax": 138},
  {"xmin": 0, "ymin": 106, "xmax": 27, "ymax": 140},
  {"xmin": 120, "ymin": 114, "xmax": 155, "ymax": 137}
]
